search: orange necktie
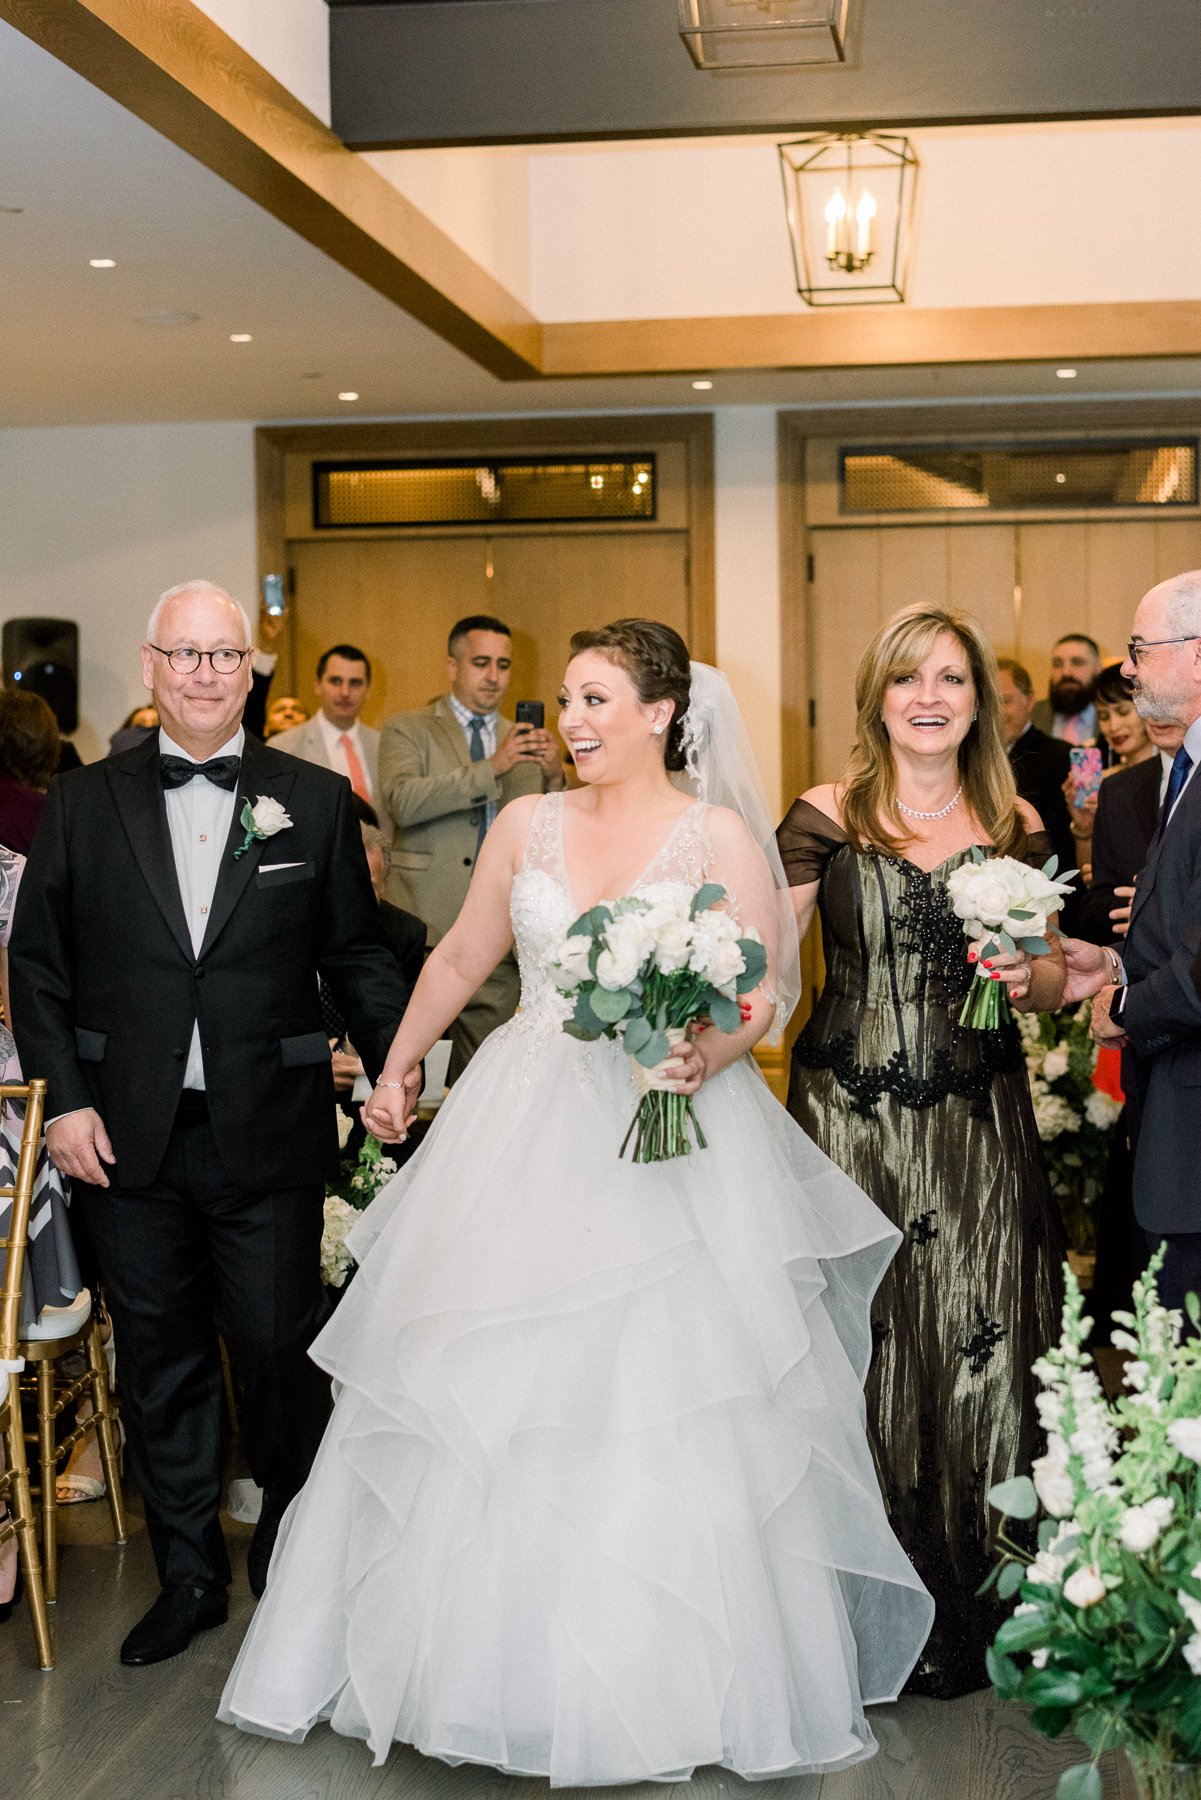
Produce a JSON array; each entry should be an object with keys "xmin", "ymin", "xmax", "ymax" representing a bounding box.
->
[{"xmin": 339, "ymin": 733, "xmax": 371, "ymax": 803}]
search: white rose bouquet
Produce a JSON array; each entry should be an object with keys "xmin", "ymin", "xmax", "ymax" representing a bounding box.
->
[
  {"xmin": 944, "ymin": 849, "xmax": 1076, "ymax": 1031},
  {"xmin": 986, "ymin": 1254, "xmax": 1201, "ymax": 1800},
  {"xmin": 545, "ymin": 882, "xmax": 768, "ymax": 1163},
  {"xmin": 319, "ymin": 1131, "xmax": 400, "ymax": 1288}
]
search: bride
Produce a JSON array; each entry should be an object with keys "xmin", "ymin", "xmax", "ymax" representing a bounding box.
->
[{"xmin": 219, "ymin": 619, "xmax": 933, "ymax": 1785}]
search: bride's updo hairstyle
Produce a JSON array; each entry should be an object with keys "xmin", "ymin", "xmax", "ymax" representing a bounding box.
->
[{"xmin": 568, "ymin": 619, "xmax": 692, "ymax": 772}]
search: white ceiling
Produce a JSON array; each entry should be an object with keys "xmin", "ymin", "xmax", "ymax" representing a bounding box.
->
[{"xmin": 2, "ymin": 20, "xmax": 1200, "ymax": 429}]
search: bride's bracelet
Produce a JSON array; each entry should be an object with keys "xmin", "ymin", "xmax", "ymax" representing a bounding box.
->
[{"xmin": 375, "ymin": 1079, "xmax": 406, "ymax": 1089}]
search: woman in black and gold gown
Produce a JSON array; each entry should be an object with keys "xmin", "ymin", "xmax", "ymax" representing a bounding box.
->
[{"xmin": 778, "ymin": 604, "xmax": 1066, "ymax": 1700}]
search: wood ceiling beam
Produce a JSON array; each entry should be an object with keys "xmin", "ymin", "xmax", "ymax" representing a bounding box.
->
[
  {"xmin": 541, "ymin": 302, "xmax": 1201, "ymax": 379},
  {"xmin": 0, "ymin": 0, "xmax": 542, "ymax": 380}
]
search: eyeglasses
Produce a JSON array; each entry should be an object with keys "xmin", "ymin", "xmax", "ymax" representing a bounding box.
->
[
  {"xmin": 148, "ymin": 644, "xmax": 250, "ymax": 674},
  {"xmin": 1126, "ymin": 635, "xmax": 1201, "ymax": 666}
]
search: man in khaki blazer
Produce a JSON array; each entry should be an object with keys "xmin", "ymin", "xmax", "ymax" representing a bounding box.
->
[{"xmin": 379, "ymin": 614, "xmax": 565, "ymax": 1079}]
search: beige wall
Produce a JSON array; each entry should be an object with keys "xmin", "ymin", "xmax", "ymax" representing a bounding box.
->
[
  {"xmin": 0, "ymin": 423, "xmax": 257, "ymax": 761},
  {"xmin": 0, "ymin": 411, "xmax": 788, "ymax": 803}
]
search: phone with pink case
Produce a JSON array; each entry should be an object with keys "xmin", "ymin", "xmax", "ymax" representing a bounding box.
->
[{"xmin": 1068, "ymin": 745, "xmax": 1103, "ymax": 801}]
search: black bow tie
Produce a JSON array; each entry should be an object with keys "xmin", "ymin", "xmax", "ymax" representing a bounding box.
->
[{"xmin": 159, "ymin": 754, "xmax": 241, "ymax": 792}]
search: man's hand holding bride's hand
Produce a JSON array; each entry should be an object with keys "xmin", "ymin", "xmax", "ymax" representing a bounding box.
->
[{"xmin": 361, "ymin": 1067, "xmax": 422, "ymax": 1143}]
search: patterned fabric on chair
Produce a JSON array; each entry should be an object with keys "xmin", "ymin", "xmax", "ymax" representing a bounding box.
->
[{"xmin": 0, "ymin": 1077, "xmax": 54, "ymax": 1669}]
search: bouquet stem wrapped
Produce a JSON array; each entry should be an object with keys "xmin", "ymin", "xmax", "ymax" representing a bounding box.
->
[{"xmin": 620, "ymin": 1026, "xmax": 709, "ymax": 1161}]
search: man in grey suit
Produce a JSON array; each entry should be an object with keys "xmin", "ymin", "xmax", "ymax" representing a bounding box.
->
[
  {"xmin": 1061, "ymin": 573, "xmax": 1201, "ymax": 1315},
  {"xmin": 270, "ymin": 643, "xmax": 380, "ymax": 811},
  {"xmin": 379, "ymin": 614, "xmax": 565, "ymax": 1080}
]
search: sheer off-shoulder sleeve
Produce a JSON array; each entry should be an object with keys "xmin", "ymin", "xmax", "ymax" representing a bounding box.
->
[
  {"xmin": 1022, "ymin": 830, "xmax": 1055, "ymax": 871},
  {"xmin": 776, "ymin": 799, "xmax": 848, "ymax": 888}
]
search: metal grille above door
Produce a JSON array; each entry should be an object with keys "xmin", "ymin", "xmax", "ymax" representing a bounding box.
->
[{"xmin": 842, "ymin": 441, "xmax": 1198, "ymax": 515}]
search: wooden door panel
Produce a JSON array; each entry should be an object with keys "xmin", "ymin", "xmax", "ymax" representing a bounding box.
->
[
  {"xmin": 947, "ymin": 526, "xmax": 1016, "ymax": 650},
  {"xmin": 808, "ymin": 529, "xmax": 880, "ymax": 786},
  {"xmin": 290, "ymin": 532, "xmax": 690, "ymax": 733},
  {"xmin": 1084, "ymin": 522, "xmax": 1158, "ymax": 663},
  {"xmin": 877, "ymin": 526, "xmax": 948, "ymax": 613}
]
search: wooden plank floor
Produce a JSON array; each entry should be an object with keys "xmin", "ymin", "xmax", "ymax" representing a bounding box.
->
[{"xmin": 0, "ymin": 1488, "xmax": 1138, "ymax": 1800}]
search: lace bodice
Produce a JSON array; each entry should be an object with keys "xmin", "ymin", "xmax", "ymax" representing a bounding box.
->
[{"xmin": 508, "ymin": 793, "xmax": 715, "ymax": 1036}]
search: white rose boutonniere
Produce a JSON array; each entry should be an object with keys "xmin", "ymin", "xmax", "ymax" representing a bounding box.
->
[{"xmin": 234, "ymin": 793, "xmax": 293, "ymax": 860}]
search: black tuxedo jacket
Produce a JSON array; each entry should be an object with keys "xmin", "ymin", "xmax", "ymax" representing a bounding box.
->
[
  {"xmin": 1077, "ymin": 756, "xmax": 1161, "ymax": 944},
  {"xmin": 9, "ymin": 731, "xmax": 408, "ymax": 1192},
  {"xmin": 1008, "ymin": 726, "xmax": 1077, "ymax": 897},
  {"xmin": 379, "ymin": 900, "xmax": 427, "ymax": 997},
  {"xmin": 1119, "ymin": 765, "xmax": 1201, "ymax": 1235}
]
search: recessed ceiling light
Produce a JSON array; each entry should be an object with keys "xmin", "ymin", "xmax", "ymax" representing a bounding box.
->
[
  {"xmin": 1056, "ymin": 367, "xmax": 1078, "ymax": 380},
  {"xmin": 692, "ymin": 379, "xmax": 714, "ymax": 391},
  {"xmin": 89, "ymin": 257, "xmax": 116, "ymax": 269},
  {"xmin": 1055, "ymin": 472, "xmax": 1066, "ymax": 484},
  {"xmin": 229, "ymin": 332, "xmax": 252, "ymax": 343},
  {"xmin": 338, "ymin": 391, "xmax": 359, "ymax": 402}
]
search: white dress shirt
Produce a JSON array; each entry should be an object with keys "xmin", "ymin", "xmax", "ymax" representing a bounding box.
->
[
  {"xmin": 160, "ymin": 726, "xmax": 244, "ymax": 1089},
  {"xmin": 315, "ymin": 712, "xmax": 373, "ymax": 800}
]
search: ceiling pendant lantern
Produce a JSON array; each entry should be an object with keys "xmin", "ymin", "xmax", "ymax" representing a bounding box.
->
[
  {"xmin": 778, "ymin": 132, "xmax": 918, "ymax": 306},
  {"xmin": 676, "ymin": 0, "xmax": 850, "ymax": 70}
]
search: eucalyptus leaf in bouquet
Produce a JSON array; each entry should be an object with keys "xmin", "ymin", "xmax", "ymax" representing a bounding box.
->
[{"xmin": 545, "ymin": 883, "xmax": 768, "ymax": 1162}]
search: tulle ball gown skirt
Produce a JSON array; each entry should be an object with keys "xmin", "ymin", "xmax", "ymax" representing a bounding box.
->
[{"xmin": 218, "ymin": 1022, "xmax": 933, "ymax": 1785}]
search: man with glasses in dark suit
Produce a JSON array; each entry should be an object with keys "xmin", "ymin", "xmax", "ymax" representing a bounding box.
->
[
  {"xmin": 1060, "ymin": 573, "xmax": 1201, "ymax": 1318},
  {"xmin": 10, "ymin": 579, "xmax": 409, "ymax": 1664}
]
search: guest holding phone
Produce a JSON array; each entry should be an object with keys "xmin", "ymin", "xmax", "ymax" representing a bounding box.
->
[{"xmin": 378, "ymin": 616, "xmax": 565, "ymax": 1078}]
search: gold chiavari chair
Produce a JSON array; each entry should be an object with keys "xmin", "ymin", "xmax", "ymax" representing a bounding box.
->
[
  {"xmin": 0, "ymin": 1077, "xmax": 54, "ymax": 1669},
  {"xmin": 20, "ymin": 1279, "xmax": 127, "ymax": 1605}
]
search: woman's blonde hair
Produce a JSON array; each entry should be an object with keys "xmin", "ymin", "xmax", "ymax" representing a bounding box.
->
[{"xmin": 841, "ymin": 604, "xmax": 1024, "ymax": 858}]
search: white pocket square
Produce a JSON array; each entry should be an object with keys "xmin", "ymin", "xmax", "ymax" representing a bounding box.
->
[{"xmin": 259, "ymin": 860, "xmax": 306, "ymax": 872}]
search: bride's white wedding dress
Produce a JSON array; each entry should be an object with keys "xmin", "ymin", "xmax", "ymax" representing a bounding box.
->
[{"xmin": 219, "ymin": 795, "xmax": 933, "ymax": 1784}]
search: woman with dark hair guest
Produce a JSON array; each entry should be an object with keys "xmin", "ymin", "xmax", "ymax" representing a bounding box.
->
[
  {"xmin": 0, "ymin": 689, "xmax": 60, "ymax": 854},
  {"xmin": 777, "ymin": 603, "xmax": 1067, "ymax": 1700},
  {"xmin": 1064, "ymin": 660, "xmax": 1157, "ymax": 882}
]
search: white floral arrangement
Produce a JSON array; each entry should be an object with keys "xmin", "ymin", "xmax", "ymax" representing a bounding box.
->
[
  {"xmin": 945, "ymin": 850, "xmax": 1076, "ymax": 1029},
  {"xmin": 987, "ymin": 1254, "xmax": 1201, "ymax": 1798},
  {"xmin": 545, "ymin": 883, "xmax": 767, "ymax": 1162},
  {"xmin": 1018, "ymin": 1004, "xmax": 1124, "ymax": 1254},
  {"xmin": 319, "ymin": 1128, "xmax": 400, "ymax": 1288}
]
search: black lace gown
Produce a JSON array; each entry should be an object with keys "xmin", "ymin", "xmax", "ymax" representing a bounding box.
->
[{"xmin": 777, "ymin": 800, "xmax": 1065, "ymax": 1699}]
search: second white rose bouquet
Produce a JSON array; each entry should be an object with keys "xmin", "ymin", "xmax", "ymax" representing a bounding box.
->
[
  {"xmin": 545, "ymin": 883, "xmax": 767, "ymax": 1163},
  {"xmin": 945, "ymin": 850, "xmax": 1076, "ymax": 1031}
]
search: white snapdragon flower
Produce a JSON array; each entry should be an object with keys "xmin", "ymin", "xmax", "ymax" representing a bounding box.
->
[
  {"xmin": 1168, "ymin": 1417, "xmax": 1201, "ymax": 1463},
  {"xmin": 1184, "ymin": 1637, "xmax": 1201, "ymax": 1677},
  {"xmin": 1032, "ymin": 1441, "xmax": 1077, "ymax": 1518},
  {"xmin": 1119, "ymin": 1496, "xmax": 1174, "ymax": 1553},
  {"xmin": 1042, "ymin": 1046, "xmax": 1070, "ymax": 1083},
  {"xmin": 1178, "ymin": 1590, "xmax": 1201, "ymax": 1635},
  {"xmin": 1063, "ymin": 1564, "xmax": 1107, "ymax": 1608}
]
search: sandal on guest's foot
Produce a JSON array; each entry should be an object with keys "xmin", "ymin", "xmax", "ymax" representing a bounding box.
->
[{"xmin": 56, "ymin": 1471, "xmax": 106, "ymax": 1505}]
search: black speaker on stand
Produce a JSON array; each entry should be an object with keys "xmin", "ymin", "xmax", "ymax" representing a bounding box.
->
[{"xmin": 2, "ymin": 617, "xmax": 79, "ymax": 736}]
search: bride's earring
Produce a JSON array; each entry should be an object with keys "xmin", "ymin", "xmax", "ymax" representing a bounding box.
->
[{"xmin": 652, "ymin": 724, "xmax": 665, "ymax": 736}]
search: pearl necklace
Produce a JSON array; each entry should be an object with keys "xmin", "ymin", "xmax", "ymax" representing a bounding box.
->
[{"xmin": 896, "ymin": 785, "xmax": 963, "ymax": 822}]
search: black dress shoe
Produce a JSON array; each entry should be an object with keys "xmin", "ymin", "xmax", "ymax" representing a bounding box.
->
[
  {"xmin": 119, "ymin": 1584, "xmax": 228, "ymax": 1666},
  {"xmin": 247, "ymin": 1502, "xmax": 284, "ymax": 1600}
]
